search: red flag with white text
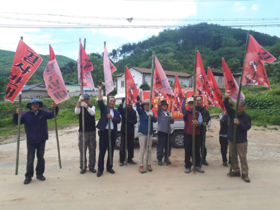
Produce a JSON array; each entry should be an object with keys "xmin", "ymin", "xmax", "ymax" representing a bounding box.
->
[
  {"xmin": 126, "ymin": 66, "xmax": 139, "ymax": 105},
  {"xmin": 103, "ymin": 44, "xmax": 115, "ymax": 95},
  {"xmin": 242, "ymin": 35, "xmax": 276, "ymax": 90},
  {"xmin": 5, "ymin": 39, "xmax": 43, "ymax": 102},
  {"xmin": 170, "ymin": 76, "xmax": 183, "ymax": 113},
  {"xmin": 222, "ymin": 58, "xmax": 245, "ymax": 102}
]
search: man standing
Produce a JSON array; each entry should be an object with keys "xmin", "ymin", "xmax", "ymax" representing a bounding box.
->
[
  {"xmin": 157, "ymin": 98, "xmax": 174, "ymax": 166},
  {"xmin": 224, "ymin": 90, "xmax": 251, "ymax": 183},
  {"xmin": 75, "ymin": 94, "xmax": 96, "ymax": 174},
  {"xmin": 96, "ymin": 86, "xmax": 121, "ymax": 177},
  {"xmin": 12, "ymin": 98, "xmax": 58, "ymax": 185},
  {"xmin": 118, "ymin": 98, "xmax": 137, "ymax": 166},
  {"xmin": 196, "ymin": 96, "xmax": 211, "ymax": 166}
]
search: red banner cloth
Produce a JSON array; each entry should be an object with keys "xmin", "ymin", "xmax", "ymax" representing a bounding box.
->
[
  {"xmin": 49, "ymin": 46, "xmax": 55, "ymax": 61},
  {"xmin": 169, "ymin": 76, "xmax": 183, "ymax": 113},
  {"xmin": 242, "ymin": 35, "xmax": 276, "ymax": 90},
  {"xmin": 110, "ymin": 60, "xmax": 117, "ymax": 74},
  {"xmin": 103, "ymin": 44, "xmax": 115, "ymax": 95},
  {"xmin": 222, "ymin": 58, "xmax": 245, "ymax": 102},
  {"xmin": 77, "ymin": 39, "xmax": 95, "ymax": 89},
  {"xmin": 207, "ymin": 67, "xmax": 225, "ymax": 112},
  {"xmin": 5, "ymin": 39, "xmax": 43, "ymax": 102},
  {"xmin": 125, "ymin": 66, "xmax": 139, "ymax": 105}
]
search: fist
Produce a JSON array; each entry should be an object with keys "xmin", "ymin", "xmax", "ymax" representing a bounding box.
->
[
  {"xmin": 52, "ymin": 102, "xmax": 57, "ymax": 107},
  {"xmin": 148, "ymin": 110, "xmax": 153, "ymax": 117},
  {"xmin": 234, "ymin": 118, "xmax": 240, "ymax": 125},
  {"xmin": 81, "ymin": 102, "xmax": 87, "ymax": 108},
  {"xmin": 192, "ymin": 119, "xmax": 198, "ymax": 126},
  {"xmin": 137, "ymin": 95, "xmax": 140, "ymax": 102},
  {"xmin": 16, "ymin": 108, "xmax": 22, "ymax": 114},
  {"xmin": 225, "ymin": 90, "xmax": 231, "ymax": 98},
  {"xmin": 107, "ymin": 113, "xmax": 113, "ymax": 119},
  {"xmin": 122, "ymin": 98, "xmax": 125, "ymax": 104},
  {"xmin": 99, "ymin": 86, "xmax": 102, "ymax": 92},
  {"xmin": 203, "ymin": 122, "xmax": 207, "ymax": 127},
  {"xmin": 184, "ymin": 91, "xmax": 188, "ymax": 98},
  {"xmin": 79, "ymin": 95, "xmax": 84, "ymax": 102}
]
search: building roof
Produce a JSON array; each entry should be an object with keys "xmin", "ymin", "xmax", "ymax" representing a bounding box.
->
[
  {"xmin": 114, "ymin": 67, "xmax": 192, "ymax": 78},
  {"xmin": 22, "ymin": 83, "xmax": 46, "ymax": 91}
]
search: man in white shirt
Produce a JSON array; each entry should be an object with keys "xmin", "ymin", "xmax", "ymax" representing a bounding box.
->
[{"xmin": 75, "ymin": 94, "xmax": 97, "ymax": 174}]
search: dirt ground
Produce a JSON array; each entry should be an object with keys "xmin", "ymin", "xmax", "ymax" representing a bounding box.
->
[{"xmin": 1, "ymin": 119, "xmax": 280, "ymax": 210}]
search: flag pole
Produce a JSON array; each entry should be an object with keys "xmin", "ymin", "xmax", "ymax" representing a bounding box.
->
[
  {"xmin": 167, "ymin": 100, "xmax": 173, "ymax": 166},
  {"xmin": 80, "ymin": 38, "xmax": 86, "ymax": 171},
  {"xmin": 229, "ymin": 32, "xmax": 250, "ymax": 177},
  {"xmin": 125, "ymin": 67, "xmax": 128, "ymax": 165},
  {"xmin": 199, "ymin": 105, "xmax": 206, "ymax": 167},
  {"xmin": 192, "ymin": 49, "xmax": 197, "ymax": 174},
  {"xmin": 144, "ymin": 51, "xmax": 155, "ymax": 173},
  {"xmin": 105, "ymin": 42, "xmax": 113, "ymax": 166},
  {"xmin": 15, "ymin": 36, "xmax": 23, "ymax": 175},
  {"xmin": 50, "ymin": 44, "xmax": 62, "ymax": 169}
]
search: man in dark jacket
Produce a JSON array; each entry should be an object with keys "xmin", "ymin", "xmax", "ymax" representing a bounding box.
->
[
  {"xmin": 118, "ymin": 98, "xmax": 137, "ymax": 166},
  {"xmin": 96, "ymin": 86, "xmax": 121, "ymax": 177},
  {"xmin": 75, "ymin": 94, "xmax": 96, "ymax": 174},
  {"xmin": 196, "ymin": 96, "xmax": 211, "ymax": 166},
  {"xmin": 224, "ymin": 90, "xmax": 251, "ymax": 183},
  {"xmin": 12, "ymin": 98, "xmax": 58, "ymax": 185}
]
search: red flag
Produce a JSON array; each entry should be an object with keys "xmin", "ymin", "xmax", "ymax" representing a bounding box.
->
[
  {"xmin": 207, "ymin": 67, "xmax": 225, "ymax": 112},
  {"xmin": 170, "ymin": 76, "xmax": 183, "ymax": 113},
  {"xmin": 78, "ymin": 39, "xmax": 95, "ymax": 89},
  {"xmin": 103, "ymin": 44, "xmax": 115, "ymax": 95},
  {"xmin": 242, "ymin": 35, "xmax": 276, "ymax": 90},
  {"xmin": 222, "ymin": 58, "xmax": 245, "ymax": 102},
  {"xmin": 195, "ymin": 51, "xmax": 214, "ymax": 106},
  {"xmin": 125, "ymin": 66, "xmax": 139, "ymax": 105},
  {"xmin": 110, "ymin": 60, "xmax": 117, "ymax": 74},
  {"xmin": 5, "ymin": 39, "xmax": 43, "ymax": 102},
  {"xmin": 152, "ymin": 56, "xmax": 174, "ymax": 97},
  {"xmin": 49, "ymin": 46, "xmax": 55, "ymax": 61}
]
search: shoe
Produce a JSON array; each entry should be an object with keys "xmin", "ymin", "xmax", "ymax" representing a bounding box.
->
[
  {"xmin": 228, "ymin": 160, "xmax": 231, "ymax": 165},
  {"xmin": 97, "ymin": 171, "xmax": 103, "ymax": 177},
  {"xmin": 147, "ymin": 165, "xmax": 153, "ymax": 172},
  {"xmin": 202, "ymin": 159, "xmax": 209, "ymax": 166},
  {"xmin": 89, "ymin": 168, "xmax": 96, "ymax": 173},
  {"xmin": 128, "ymin": 160, "xmax": 137, "ymax": 164},
  {"xmin": 36, "ymin": 175, "xmax": 46, "ymax": 181},
  {"xmin": 24, "ymin": 177, "xmax": 32, "ymax": 185},
  {"xmin": 223, "ymin": 161, "xmax": 228, "ymax": 167},
  {"xmin": 242, "ymin": 174, "xmax": 250, "ymax": 183},
  {"xmin": 158, "ymin": 160, "xmax": 163, "ymax": 166},
  {"xmin": 227, "ymin": 171, "xmax": 241, "ymax": 177},
  {"xmin": 107, "ymin": 169, "xmax": 115, "ymax": 174},
  {"xmin": 164, "ymin": 157, "xmax": 171, "ymax": 165},
  {"xmin": 195, "ymin": 166, "xmax": 204, "ymax": 173},
  {"xmin": 119, "ymin": 162, "xmax": 124, "ymax": 166},
  {"xmin": 80, "ymin": 169, "xmax": 86, "ymax": 174},
  {"xmin": 139, "ymin": 166, "xmax": 145, "ymax": 173},
  {"xmin": 185, "ymin": 168, "xmax": 191, "ymax": 173}
]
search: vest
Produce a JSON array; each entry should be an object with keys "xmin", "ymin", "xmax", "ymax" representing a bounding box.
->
[
  {"xmin": 219, "ymin": 115, "xmax": 229, "ymax": 135},
  {"xmin": 78, "ymin": 106, "xmax": 96, "ymax": 132},
  {"xmin": 184, "ymin": 110, "xmax": 200, "ymax": 135}
]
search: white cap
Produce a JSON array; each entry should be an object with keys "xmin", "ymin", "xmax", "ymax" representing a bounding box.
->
[{"xmin": 187, "ymin": 97, "xmax": 194, "ymax": 103}]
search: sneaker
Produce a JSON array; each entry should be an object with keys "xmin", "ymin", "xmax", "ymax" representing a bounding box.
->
[
  {"xmin": 227, "ymin": 171, "xmax": 241, "ymax": 177},
  {"xmin": 164, "ymin": 157, "xmax": 171, "ymax": 165},
  {"xmin": 242, "ymin": 174, "xmax": 250, "ymax": 183},
  {"xmin": 80, "ymin": 169, "xmax": 86, "ymax": 174},
  {"xmin": 36, "ymin": 175, "xmax": 46, "ymax": 181},
  {"xmin": 119, "ymin": 162, "xmax": 124, "ymax": 166},
  {"xmin": 89, "ymin": 168, "xmax": 96, "ymax": 173},
  {"xmin": 147, "ymin": 165, "xmax": 153, "ymax": 172},
  {"xmin": 202, "ymin": 159, "xmax": 209, "ymax": 166},
  {"xmin": 128, "ymin": 160, "xmax": 137, "ymax": 164},
  {"xmin": 195, "ymin": 166, "xmax": 204, "ymax": 173},
  {"xmin": 158, "ymin": 160, "xmax": 163, "ymax": 166},
  {"xmin": 185, "ymin": 168, "xmax": 191, "ymax": 173},
  {"xmin": 223, "ymin": 161, "xmax": 228, "ymax": 167},
  {"xmin": 24, "ymin": 177, "xmax": 32, "ymax": 185},
  {"xmin": 139, "ymin": 166, "xmax": 145, "ymax": 173}
]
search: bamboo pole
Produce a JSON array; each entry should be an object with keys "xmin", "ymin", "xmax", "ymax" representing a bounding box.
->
[
  {"xmin": 199, "ymin": 105, "xmax": 206, "ymax": 167},
  {"xmin": 229, "ymin": 32, "xmax": 250, "ymax": 177},
  {"xmin": 125, "ymin": 67, "xmax": 128, "ymax": 165},
  {"xmin": 166, "ymin": 100, "xmax": 173, "ymax": 166},
  {"xmin": 15, "ymin": 36, "xmax": 23, "ymax": 175},
  {"xmin": 192, "ymin": 49, "xmax": 197, "ymax": 174},
  {"xmin": 144, "ymin": 52, "xmax": 155, "ymax": 173}
]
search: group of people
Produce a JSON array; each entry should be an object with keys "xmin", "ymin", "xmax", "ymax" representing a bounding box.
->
[{"xmin": 13, "ymin": 87, "xmax": 251, "ymax": 185}]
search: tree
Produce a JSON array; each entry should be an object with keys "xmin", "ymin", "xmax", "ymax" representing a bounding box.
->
[
  {"xmin": 0, "ymin": 76, "xmax": 8, "ymax": 100},
  {"xmin": 140, "ymin": 82, "xmax": 150, "ymax": 90}
]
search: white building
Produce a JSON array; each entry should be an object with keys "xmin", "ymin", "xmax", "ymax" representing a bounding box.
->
[{"xmin": 114, "ymin": 67, "xmax": 192, "ymax": 97}]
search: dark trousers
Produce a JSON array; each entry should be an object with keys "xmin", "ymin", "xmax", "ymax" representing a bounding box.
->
[
  {"xmin": 184, "ymin": 134, "xmax": 201, "ymax": 168},
  {"xmin": 120, "ymin": 133, "xmax": 134, "ymax": 163},
  {"xmin": 219, "ymin": 136, "xmax": 230, "ymax": 162},
  {"xmin": 199, "ymin": 133, "xmax": 207, "ymax": 160},
  {"xmin": 98, "ymin": 130, "xmax": 116, "ymax": 172},
  {"xmin": 157, "ymin": 131, "xmax": 171, "ymax": 160},
  {"xmin": 25, "ymin": 141, "xmax": 46, "ymax": 178}
]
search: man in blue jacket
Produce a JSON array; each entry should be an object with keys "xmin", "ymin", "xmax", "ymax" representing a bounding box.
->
[
  {"xmin": 13, "ymin": 98, "xmax": 58, "ymax": 185},
  {"xmin": 96, "ymin": 86, "xmax": 121, "ymax": 177}
]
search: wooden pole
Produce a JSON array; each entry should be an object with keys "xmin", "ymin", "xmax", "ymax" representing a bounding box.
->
[
  {"xmin": 105, "ymin": 42, "xmax": 113, "ymax": 166},
  {"xmin": 192, "ymin": 49, "xmax": 197, "ymax": 174},
  {"xmin": 80, "ymin": 38, "xmax": 86, "ymax": 170},
  {"xmin": 199, "ymin": 105, "xmax": 206, "ymax": 167},
  {"xmin": 15, "ymin": 36, "xmax": 23, "ymax": 175},
  {"xmin": 229, "ymin": 32, "xmax": 250, "ymax": 177},
  {"xmin": 125, "ymin": 67, "xmax": 128, "ymax": 165},
  {"xmin": 144, "ymin": 52, "xmax": 155, "ymax": 173},
  {"xmin": 167, "ymin": 100, "xmax": 173, "ymax": 166}
]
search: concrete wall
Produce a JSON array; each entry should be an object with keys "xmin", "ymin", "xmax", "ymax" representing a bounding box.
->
[{"xmin": 22, "ymin": 91, "xmax": 50, "ymax": 100}]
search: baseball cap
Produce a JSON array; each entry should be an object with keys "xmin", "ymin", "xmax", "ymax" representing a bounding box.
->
[
  {"xmin": 83, "ymin": 94, "xmax": 90, "ymax": 99},
  {"xmin": 187, "ymin": 97, "xmax": 194, "ymax": 103}
]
